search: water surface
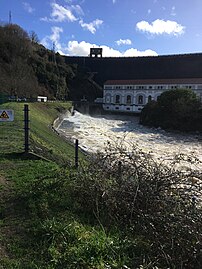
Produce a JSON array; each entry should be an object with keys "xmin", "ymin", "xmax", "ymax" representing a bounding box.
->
[{"xmin": 57, "ymin": 111, "xmax": 202, "ymax": 169}]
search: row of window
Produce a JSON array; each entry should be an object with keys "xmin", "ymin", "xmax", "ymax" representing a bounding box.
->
[
  {"xmin": 108, "ymin": 94, "xmax": 153, "ymax": 105},
  {"xmin": 105, "ymin": 85, "xmax": 194, "ymax": 90}
]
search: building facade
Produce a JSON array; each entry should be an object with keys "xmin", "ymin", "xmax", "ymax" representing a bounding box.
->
[{"xmin": 103, "ymin": 78, "xmax": 202, "ymax": 113}]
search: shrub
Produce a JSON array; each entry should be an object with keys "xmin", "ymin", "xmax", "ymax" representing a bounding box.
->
[
  {"xmin": 70, "ymin": 142, "xmax": 202, "ymax": 268},
  {"xmin": 140, "ymin": 89, "xmax": 202, "ymax": 131}
]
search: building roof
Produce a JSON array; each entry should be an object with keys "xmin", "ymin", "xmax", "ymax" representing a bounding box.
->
[{"xmin": 104, "ymin": 78, "xmax": 202, "ymax": 85}]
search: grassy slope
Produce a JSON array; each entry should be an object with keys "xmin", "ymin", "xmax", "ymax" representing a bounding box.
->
[
  {"xmin": 0, "ymin": 101, "xmax": 80, "ymax": 163},
  {"xmin": 0, "ymin": 101, "xmax": 83, "ymax": 268},
  {"xmin": 0, "ymin": 102, "xmax": 125, "ymax": 269}
]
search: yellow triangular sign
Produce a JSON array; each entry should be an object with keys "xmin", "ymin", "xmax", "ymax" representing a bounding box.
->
[{"xmin": 0, "ymin": 111, "xmax": 9, "ymax": 119}]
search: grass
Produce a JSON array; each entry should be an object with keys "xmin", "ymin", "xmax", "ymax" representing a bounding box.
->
[
  {"xmin": 0, "ymin": 101, "xmax": 89, "ymax": 268},
  {"xmin": 0, "ymin": 101, "xmax": 83, "ymax": 164},
  {"xmin": 1, "ymin": 101, "xmax": 200, "ymax": 268},
  {"xmin": 0, "ymin": 101, "xmax": 135, "ymax": 269},
  {"xmin": 0, "ymin": 101, "xmax": 130, "ymax": 269}
]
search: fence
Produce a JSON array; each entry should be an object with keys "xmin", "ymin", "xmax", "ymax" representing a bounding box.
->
[
  {"xmin": 0, "ymin": 107, "xmax": 24, "ymax": 154},
  {"xmin": 0, "ymin": 104, "xmax": 80, "ymax": 167}
]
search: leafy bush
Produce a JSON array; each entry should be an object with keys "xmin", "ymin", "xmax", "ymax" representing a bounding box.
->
[{"xmin": 140, "ymin": 89, "xmax": 202, "ymax": 131}]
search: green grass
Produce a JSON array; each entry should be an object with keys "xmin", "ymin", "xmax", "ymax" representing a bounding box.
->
[
  {"xmin": 0, "ymin": 101, "xmax": 83, "ymax": 164},
  {"xmin": 0, "ymin": 101, "xmax": 129, "ymax": 269},
  {"xmin": 1, "ymin": 101, "xmax": 200, "ymax": 268}
]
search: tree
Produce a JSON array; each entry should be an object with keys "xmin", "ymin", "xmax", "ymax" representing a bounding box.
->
[
  {"xmin": 29, "ymin": 31, "xmax": 39, "ymax": 44},
  {"xmin": 140, "ymin": 89, "xmax": 202, "ymax": 131}
]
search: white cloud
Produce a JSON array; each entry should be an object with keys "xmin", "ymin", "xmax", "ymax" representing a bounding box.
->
[
  {"xmin": 50, "ymin": 26, "xmax": 63, "ymax": 43},
  {"xmin": 41, "ymin": 26, "xmax": 63, "ymax": 53},
  {"xmin": 147, "ymin": 9, "xmax": 151, "ymax": 15},
  {"xmin": 40, "ymin": 3, "xmax": 77, "ymax": 22},
  {"xmin": 65, "ymin": 40, "xmax": 158, "ymax": 57},
  {"xmin": 51, "ymin": 3, "xmax": 77, "ymax": 22},
  {"xmin": 122, "ymin": 48, "xmax": 158, "ymax": 57},
  {"xmin": 116, "ymin": 39, "xmax": 132, "ymax": 46},
  {"xmin": 79, "ymin": 19, "xmax": 103, "ymax": 34},
  {"xmin": 71, "ymin": 4, "xmax": 84, "ymax": 16},
  {"xmin": 23, "ymin": 2, "xmax": 35, "ymax": 13},
  {"xmin": 136, "ymin": 19, "xmax": 185, "ymax": 36},
  {"xmin": 112, "ymin": 0, "xmax": 116, "ymax": 4}
]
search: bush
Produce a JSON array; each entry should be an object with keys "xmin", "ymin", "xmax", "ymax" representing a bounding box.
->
[
  {"xmin": 140, "ymin": 89, "xmax": 202, "ymax": 131},
  {"xmin": 16, "ymin": 143, "xmax": 202, "ymax": 268},
  {"xmin": 70, "ymin": 142, "xmax": 202, "ymax": 268}
]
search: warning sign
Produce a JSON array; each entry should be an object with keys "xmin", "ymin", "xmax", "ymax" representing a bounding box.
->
[{"xmin": 0, "ymin": 110, "xmax": 14, "ymax": 122}]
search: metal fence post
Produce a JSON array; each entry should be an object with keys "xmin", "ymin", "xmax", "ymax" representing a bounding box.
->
[
  {"xmin": 24, "ymin": 104, "xmax": 29, "ymax": 153},
  {"xmin": 75, "ymin": 139, "xmax": 79, "ymax": 168}
]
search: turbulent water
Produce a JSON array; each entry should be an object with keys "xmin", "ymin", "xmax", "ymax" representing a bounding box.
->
[{"xmin": 57, "ymin": 111, "xmax": 202, "ymax": 169}]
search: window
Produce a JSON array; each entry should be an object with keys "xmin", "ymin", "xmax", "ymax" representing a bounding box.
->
[
  {"xmin": 138, "ymin": 95, "xmax": 143, "ymax": 104},
  {"xmin": 115, "ymin": 95, "xmax": 120, "ymax": 104},
  {"xmin": 126, "ymin": 95, "xmax": 132, "ymax": 104},
  {"xmin": 105, "ymin": 94, "xmax": 111, "ymax": 103},
  {"xmin": 148, "ymin": 95, "xmax": 152, "ymax": 102}
]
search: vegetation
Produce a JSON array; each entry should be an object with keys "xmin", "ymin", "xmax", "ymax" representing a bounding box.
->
[
  {"xmin": 140, "ymin": 89, "xmax": 202, "ymax": 132},
  {"xmin": 0, "ymin": 101, "xmax": 80, "ymax": 163},
  {"xmin": 1, "ymin": 22, "xmax": 202, "ymax": 269},
  {"xmin": 0, "ymin": 102, "xmax": 202, "ymax": 268},
  {"xmin": 0, "ymin": 23, "xmax": 102, "ymax": 101}
]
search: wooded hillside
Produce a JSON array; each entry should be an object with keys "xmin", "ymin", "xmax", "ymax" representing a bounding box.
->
[{"xmin": 0, "ymin": 24, "xmax": 102, "ymax": 101}]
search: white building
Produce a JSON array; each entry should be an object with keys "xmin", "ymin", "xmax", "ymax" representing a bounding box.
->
[
  {"xmin": 37, "ymin": 96, "xmax": 47, "ymax": 102},
  {"xmin": 103, "ymin": 78, "xmax": 202, "ymax": 113}
]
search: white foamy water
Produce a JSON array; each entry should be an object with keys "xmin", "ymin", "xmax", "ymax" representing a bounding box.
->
[{"xmin": 57, "ymin": 111, "xmax": 202, "ymax": 169}]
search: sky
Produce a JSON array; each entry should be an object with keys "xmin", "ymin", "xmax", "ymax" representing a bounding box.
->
[{"xmin": 0, "ymin": 0, "xmax": 202, "ymax": 57}]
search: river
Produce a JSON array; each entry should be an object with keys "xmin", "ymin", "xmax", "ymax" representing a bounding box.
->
[{"xmin": 57, "ymin": 111, "xmax": 202, "ymax": 169}]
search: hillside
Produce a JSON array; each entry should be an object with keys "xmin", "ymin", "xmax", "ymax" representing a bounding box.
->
[{"xmin": 0, "ymin": 24, "xmax": 102, "ymax": 102}]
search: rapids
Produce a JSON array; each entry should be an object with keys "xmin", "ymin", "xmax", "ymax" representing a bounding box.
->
[{"xmin": 57, "ymin": 111, "xmax": 202, "ymax": 169}]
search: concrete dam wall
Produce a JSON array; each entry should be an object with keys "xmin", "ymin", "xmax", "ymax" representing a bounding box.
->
[{"xmin": 65, "ymin": 53, "xmax": 202, "ymax": 86}]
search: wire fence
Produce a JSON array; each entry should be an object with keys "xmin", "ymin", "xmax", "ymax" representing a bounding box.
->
[
  {"xmin": 0, "ymin": 108, "xmax": 24, "ymax": 154},
  {"xmin": 0, "ymin": 103, "xmax": 80, "ymax": 167}
]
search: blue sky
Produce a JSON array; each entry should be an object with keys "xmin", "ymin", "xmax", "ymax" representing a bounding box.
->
[{"xmin": 1, "ymin": 0, "xmax": 202, "ymax": 57}]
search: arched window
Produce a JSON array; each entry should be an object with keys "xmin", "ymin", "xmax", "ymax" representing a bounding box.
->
[
  {"xmin": 156, "ymin": 95, "xmax": 160, "ymax": 101},
  {"xmin": 105, "ymin": 94, "xmax": 111, "ymax": 103},
  {"xmin": 148, "ymin": 95, "xmax": 152, "ymax": 102},
  {"xmin": 115, "ymin": 95, "xmax": 120, "ymax": 104},
  {"xmin": 126, "ymin": 95, "xmax": 132, "ymax": 104},
  {"xmin": 138, "ymin": 95, "xmax": 143, "ymax": 104}
]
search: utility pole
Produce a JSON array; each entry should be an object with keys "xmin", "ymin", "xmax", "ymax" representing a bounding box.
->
[{"xmin": 9, "ymin": 11, "xmax": 12, "ymax": 24}]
